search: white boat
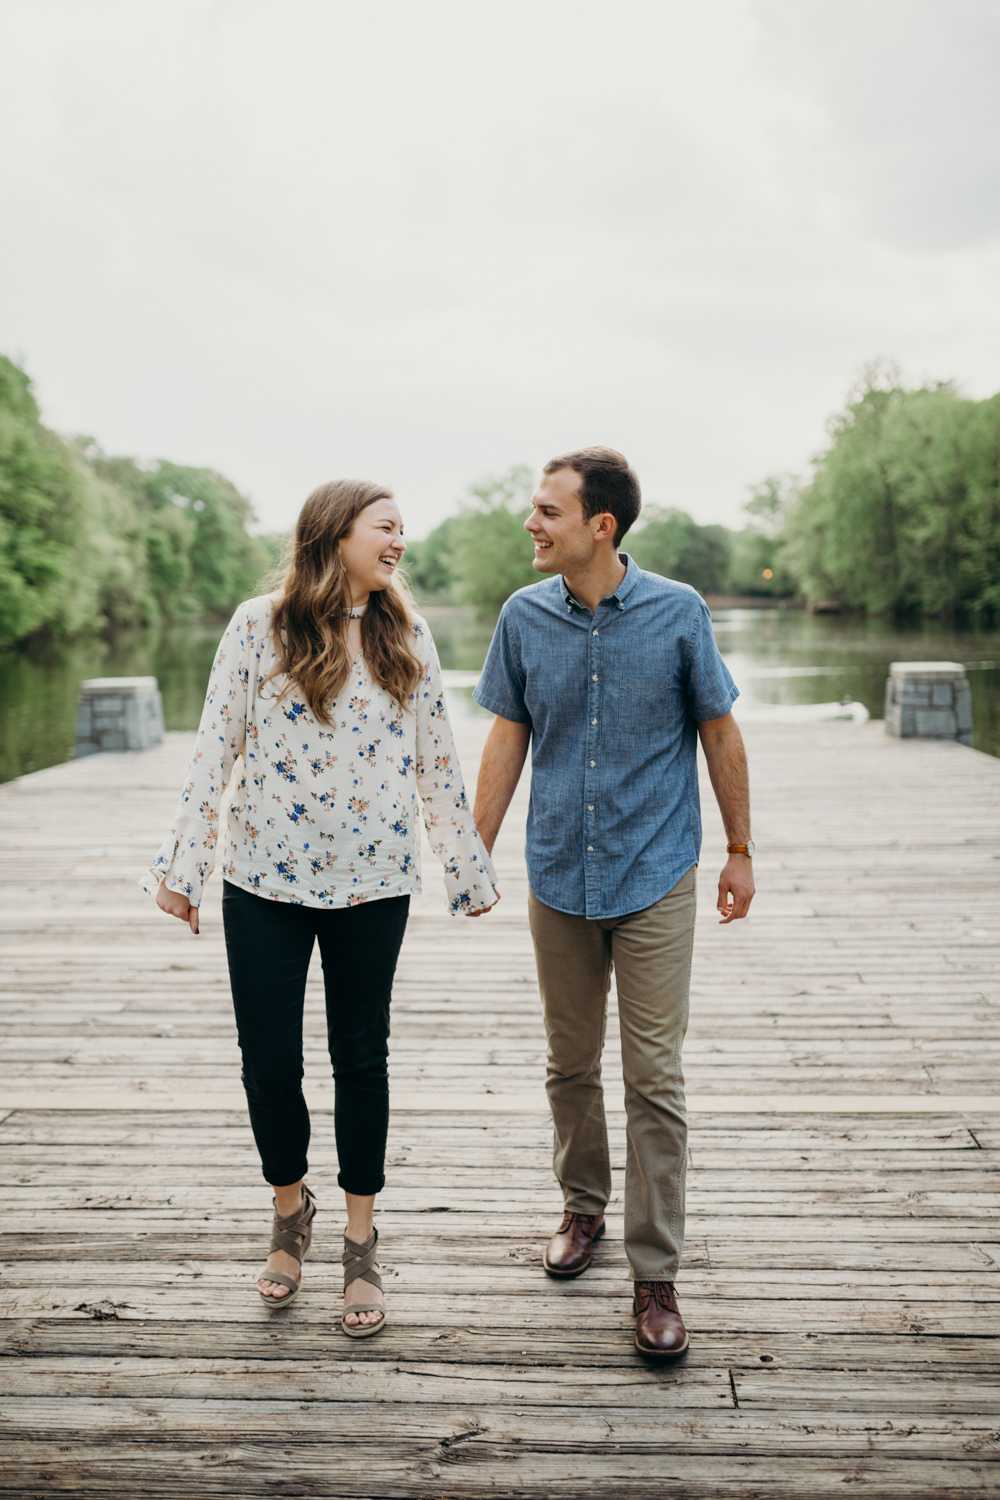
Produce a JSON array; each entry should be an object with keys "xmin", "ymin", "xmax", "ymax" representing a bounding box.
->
[{"xmin": 734, "ymin": 699, "xmax": 870, "ymax": 724}]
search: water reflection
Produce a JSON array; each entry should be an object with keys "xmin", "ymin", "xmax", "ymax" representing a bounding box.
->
[
  {"xmin": 712, "ymin": 608, "xmax": 999, "ymax": 756},
  {"xmin": 0, "ymin": 623, "xmax": 222, "ymax": 784},
  {"xmin": 1, "ymin": 604, "xmax": 997, "ymax": 783}
]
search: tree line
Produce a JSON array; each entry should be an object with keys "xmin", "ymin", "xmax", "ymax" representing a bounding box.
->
[
  {"xmin": 404, "ymin": 468, "xmax": 791, "ymax": 616},
  {"xmin": 406, "ymin": 367, "xmax": 1000, "ymax": 620},
  {"xmin": 0, "ymin": 357, "xmax": 277, "ymax": 649},
  {"xmin": 3, "ymin": 353, "xmax": 997, "ymax": 649}
]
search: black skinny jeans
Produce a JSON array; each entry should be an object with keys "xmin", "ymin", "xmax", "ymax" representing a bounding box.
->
[{"xmin": 221, "ymin": 881, "xmax": 410, "ymax": 1194}]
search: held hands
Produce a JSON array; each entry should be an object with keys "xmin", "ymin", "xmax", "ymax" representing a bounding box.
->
[
  {"xmin": 465, "ymin": 888, "xmax": 501, "ymax": 919},
  {"xmin": 156, "ymin": 880, "xmax": 200, "ymax": 935},
  {"xmin": 717, "ymin": 854, "xmax": 754, "ymax": 925}
]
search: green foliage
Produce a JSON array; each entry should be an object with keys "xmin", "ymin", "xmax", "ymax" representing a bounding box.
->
[
  {"xmin": 779, "ymin": 364, "xmax": 1000, "ymax": 615},
  {"xmin": 403, "ymin": 515, "xmax": 464, "ymax": 604},
  {"xmin": 0, "ymin": 361, "xmax": 98, "ymax": 643},
  {"xmin": 406, "ymin": 473, "xmax": 761, "ymax": 609},
  {"xmin": 627, "ymin": 506, "xmax": 732, "ymax": 596},
  {"xmin": 445, "ymin": 466, "xmax": 540, "ymax": 617},
  {"xmin": 0, "ymin": 356, "xmax": 273, "ymax": 647},
  {"xmin": 727, "ymin": 475, "xmax": 798, "ymax": 596}
]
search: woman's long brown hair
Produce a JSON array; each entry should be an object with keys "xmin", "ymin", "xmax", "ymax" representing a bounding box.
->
[{"xmin": 263, "ymin": 479, "xmax": 422, "ymax": 721}]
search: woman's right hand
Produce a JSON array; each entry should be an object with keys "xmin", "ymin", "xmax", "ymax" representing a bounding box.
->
[{"xmin": 156, "ymin": 881, "xmax": 200, "ymax": 935}]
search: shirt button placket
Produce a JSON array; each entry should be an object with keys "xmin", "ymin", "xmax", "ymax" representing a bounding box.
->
[{"xmin": 585, "ymin": 620, "xmax": 602, "ymax": 915}]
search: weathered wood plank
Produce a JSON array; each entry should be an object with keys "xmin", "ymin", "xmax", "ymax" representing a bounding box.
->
[
  {"xmin": 2, "ymin": 1322, "xmax": 995, "ymax": 1369},
  {"xmin": 3, "ymin": 1287, "xmax": 997, "ymax": 1336},
  {"xmin": 1, "ymin": 1357, "xmax": 997, "ymax": 1413},
  {"xmin": 4, "ymin": 1396, "xmax": 1000, "ymax": 1456},
  {"xmin": 3, "ymin": 1232, "xmax": 995, "ymax": 1273},
  {"xmin": 3, "ymin": 1263, "xmax": 995, "ymax": 1298},
  {"xmin": 0, "ymin": 1449, "xmax": 996, "ymax": 1500}
]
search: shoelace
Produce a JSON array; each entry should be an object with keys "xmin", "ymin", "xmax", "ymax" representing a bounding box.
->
[
  {"xmin": 636, "ymin": 1281, "xmax": 677, "ymax": 1311},
  {"xmin": 559, "ymin": 1212, "xmax": 599, "ymax": 1234}
]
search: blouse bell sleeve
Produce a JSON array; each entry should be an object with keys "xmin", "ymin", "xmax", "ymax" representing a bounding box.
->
[
  {"xmin": 142, "ymin": 603, "xmax": 253, "ymax": 907},
  {"xmin": 412, "ymin": 622, "xmax": 499, "ymax": 915}
]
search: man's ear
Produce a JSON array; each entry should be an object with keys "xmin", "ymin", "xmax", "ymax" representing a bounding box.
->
[{"xmin": 590, "ymin": 511, "xmax": 617, "ymax": 543}]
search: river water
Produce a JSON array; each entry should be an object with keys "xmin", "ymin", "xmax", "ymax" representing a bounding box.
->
[{"xmin": 1, "ymin": 605, "xmax": 997, "ymax": 784}]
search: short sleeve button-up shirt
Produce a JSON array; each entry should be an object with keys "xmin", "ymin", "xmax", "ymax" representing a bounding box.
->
[{"xmin": 473, "ymin": 556, "xmax": 738, "ymax": 919}]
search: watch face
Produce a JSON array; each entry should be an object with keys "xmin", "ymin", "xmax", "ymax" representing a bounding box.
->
[{"xmin": 745, "ymin": 840, "xmax": 755, "ymax": 857}]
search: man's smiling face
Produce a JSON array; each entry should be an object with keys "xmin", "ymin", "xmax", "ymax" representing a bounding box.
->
[{"xmin": 524, "ymin": 467, "xmax": 601, "ymax": 577}]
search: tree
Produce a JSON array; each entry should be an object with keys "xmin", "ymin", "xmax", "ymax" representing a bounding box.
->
[
  {"xmin": 727, "ymin": 475, "xmax": 798, "ymax": 596},
  {"xmin": 446, "ymin": 466, "xmax": 539, "ymax": 617},
  {"xmin": 0, "ymin": 358, "xmax": 99, "ymax": 644},
  {"xmin": 627, "ymin": 506, "xmax": 732, "ymax": 596},
  {"xmin": 0, "ymin": 353, "xmax": 275, "ymax": 646},
  {"xmin": 403, "ymin": 515, "xmax": 463, "ymax": 604},
  {"xmin": 778, "ymin": 363, "xmax": 1000, "ymax": 616}
]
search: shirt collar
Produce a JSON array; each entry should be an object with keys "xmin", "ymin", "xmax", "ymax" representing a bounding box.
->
[{"xmin": 560, "ymin": 552, "xmax": 640, "ymax": 612}]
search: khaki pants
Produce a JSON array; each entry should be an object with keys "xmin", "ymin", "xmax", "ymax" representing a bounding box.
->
[{"xmin": 528, "ymin": 867, "xmax": 696, "ymax": 1281}]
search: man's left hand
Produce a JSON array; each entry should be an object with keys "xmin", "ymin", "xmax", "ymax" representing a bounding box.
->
[{"xmin": 717, "ymin": 855, "xmax": 754, "ymax": 924}]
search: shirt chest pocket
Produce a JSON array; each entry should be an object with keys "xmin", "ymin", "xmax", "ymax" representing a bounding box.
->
[{"xmin": 616, "ymin": 674, "xmax": 668, "ymax": 734}]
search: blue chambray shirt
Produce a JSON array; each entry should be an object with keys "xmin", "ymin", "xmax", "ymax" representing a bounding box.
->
[{"xmin": 473, "ymin": 555, "xmax": 739, "ymax": 920}]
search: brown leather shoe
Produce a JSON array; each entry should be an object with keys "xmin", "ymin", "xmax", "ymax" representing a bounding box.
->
[
  {"xmin": 543, "ymin": 1211, "xmax": 605, "ymax": 1277},
  {"xmin": 633, "ymin": 1280, "xmax": 689, "ymax": 1357}
]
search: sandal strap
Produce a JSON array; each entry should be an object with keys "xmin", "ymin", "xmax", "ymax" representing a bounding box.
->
[
  {"xmin": 269, "ymin": 1184, "xmax": 316, "ymax": 1265},
  {"xmin": 260, "ymin": 1272, "xmax": 299, "ymax": 1295},
  {"xmin": 343, "ymin": 1226, "xmax": 382, "ymax": 1293}
]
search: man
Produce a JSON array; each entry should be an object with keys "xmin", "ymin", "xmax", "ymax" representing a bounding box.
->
[{"xmin": 472, "ymin": 447, "xmax": 754, "ymax": 1358}]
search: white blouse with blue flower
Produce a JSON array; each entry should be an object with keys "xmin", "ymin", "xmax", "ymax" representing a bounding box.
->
[{"xmin": 146, "ymin": 596, "xmax": 498, "ymax": 914}]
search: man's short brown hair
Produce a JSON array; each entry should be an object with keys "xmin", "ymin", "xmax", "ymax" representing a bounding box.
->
[{"xmin": 543, "ymin": 446, "xmax": 641, "ymax": 547}]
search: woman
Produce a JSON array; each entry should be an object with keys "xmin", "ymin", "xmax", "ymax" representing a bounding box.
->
[{"xmin": 147, "ymin": 479, "xmax": 498, "ymax": 1336}]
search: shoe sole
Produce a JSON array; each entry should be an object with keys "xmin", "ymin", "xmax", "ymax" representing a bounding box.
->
[
  {"xmin": 341, "ymin": 1313, "xmax": 388, "ymax": 1339},
  {"xmin": 543, "ymin": 1221, "xmax": 606, "ymax": 1277},
  {"xmin": 634, "ymin": 1332, "xmax": 690, "ymax": 1358},
  {"xmin": 259, "ymin": 1284, "xmax": 300, "ymax": 1308}
]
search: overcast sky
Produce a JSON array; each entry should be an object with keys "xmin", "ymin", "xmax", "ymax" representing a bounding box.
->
[{"xmin": 1, "ymin": 0, "xmax": 998, "ymax": 538}]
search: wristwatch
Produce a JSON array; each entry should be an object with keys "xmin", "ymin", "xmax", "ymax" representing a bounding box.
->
[{"xmin": 727, "ymin": 841, "xmax": 755, "ymax": 856}]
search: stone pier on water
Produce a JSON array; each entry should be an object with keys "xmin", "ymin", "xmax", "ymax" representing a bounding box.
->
[
  {"xmin": 75, "ymin": 676, "xmax": 165, "ymax": 757},
  {"xmin": 884, "ymin": 661, "xmax": 972, "ymax": 747}
]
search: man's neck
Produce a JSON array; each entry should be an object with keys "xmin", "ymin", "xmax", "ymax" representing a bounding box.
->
[{"xmin": 561, "ymin": 552, "xmax": 627, "ymax": 615}]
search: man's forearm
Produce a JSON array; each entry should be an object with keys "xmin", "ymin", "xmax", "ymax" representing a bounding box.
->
[
  {"xmin": 698, "ymin": 714, "xmax": 751, "ymax": 841},
  {"xmin": 474, "ymin": 717, "xmax": 531, "ymax": 853},
  {"xmin": 699, "ymin": 712, "xmax": 755, "ymax": 923}
]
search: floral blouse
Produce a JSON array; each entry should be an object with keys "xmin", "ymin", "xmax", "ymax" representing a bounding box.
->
[{"xmin": 145, "ymin": 596, "xmax": 498, "ymax": 914}]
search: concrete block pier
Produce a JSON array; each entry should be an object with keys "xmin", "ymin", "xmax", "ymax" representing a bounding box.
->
[
  {"xmin": 75, "ymin": 675, "xmax": 165, "ymax": 757},
  {"xmin": 884, "ymin": 660, "xmax": 972, "ymax": 746}
]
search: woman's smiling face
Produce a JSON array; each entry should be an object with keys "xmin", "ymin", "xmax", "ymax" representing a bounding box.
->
[{"xmin": 338, "ymin": 498, "xmax": 406, "ymax": 604}]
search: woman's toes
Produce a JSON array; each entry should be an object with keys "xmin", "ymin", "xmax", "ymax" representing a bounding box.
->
[
  {"xmin": 259, "ymin": 1277, "xmax": 290, "ymax": 1298},
  {"xmin": 344, "ymin": 1307, "xmax": 382, "ymax": 1326}
]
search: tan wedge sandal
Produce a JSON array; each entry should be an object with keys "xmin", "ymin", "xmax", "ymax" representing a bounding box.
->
[
  {"xmin": 341, "ymin": 1226, "xmax": 386, "ymax": 1338},
  {"xmin": 258, "ymin": 1184, "xmax": 317, "ymax": 1308}
]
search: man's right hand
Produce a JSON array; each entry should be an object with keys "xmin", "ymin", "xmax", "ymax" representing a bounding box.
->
[{"xmin": 156, "ymin": 881, "xmax": 200, "ymax": 935}]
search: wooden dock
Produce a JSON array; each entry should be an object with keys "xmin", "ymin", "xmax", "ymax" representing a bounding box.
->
[{"xmin": 1, "ymin": 712, "xmax": 998, "ymax": 1498}]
